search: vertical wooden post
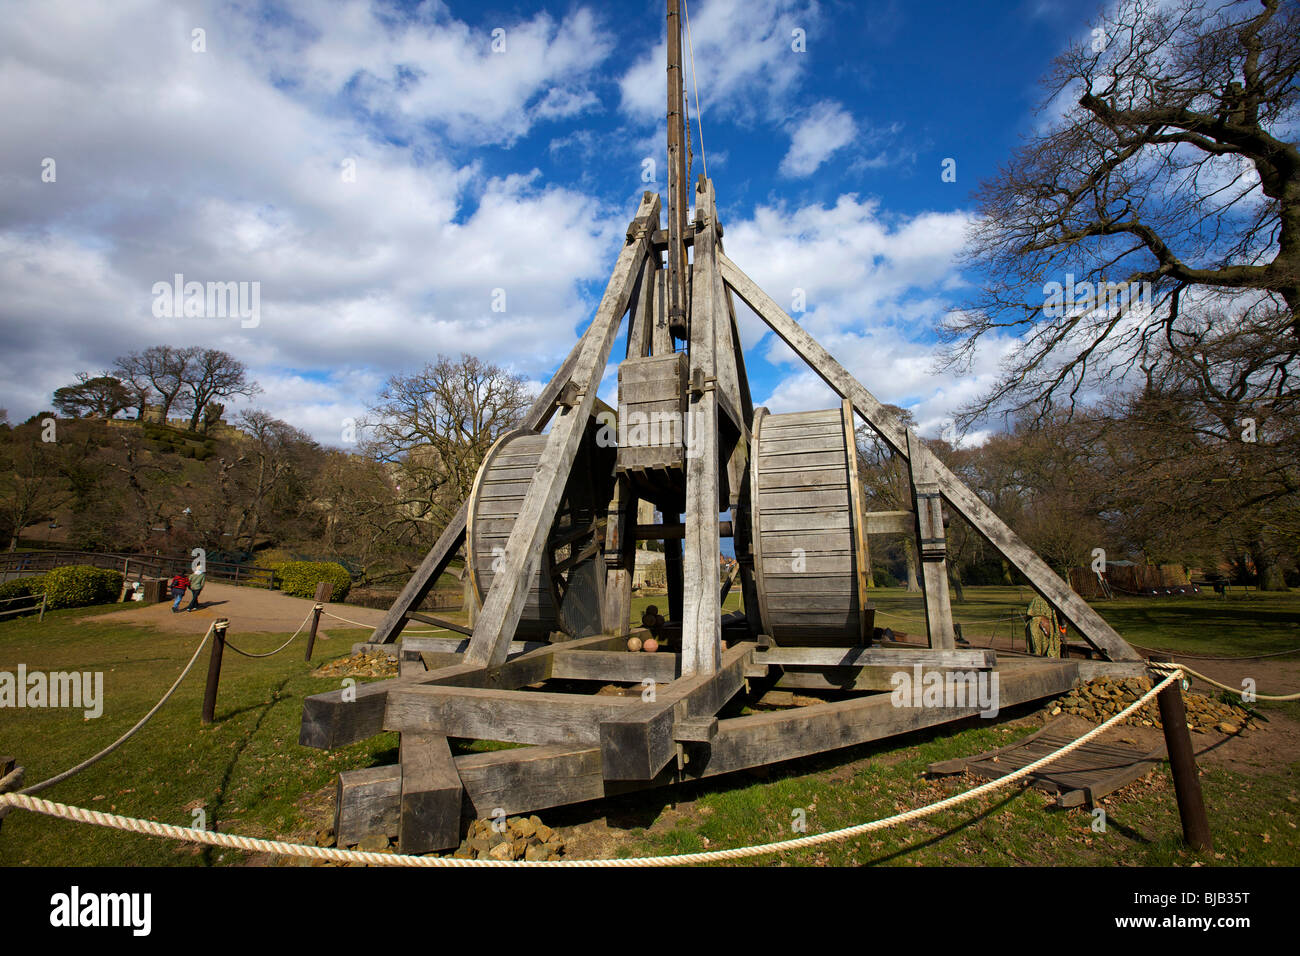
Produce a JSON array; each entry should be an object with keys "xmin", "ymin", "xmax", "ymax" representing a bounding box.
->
[
  {"xmin": 665, "ymin": 0, "xmax": 689, "ymax": 338},
  {"xmin": 201, "ymin": 619, "xmax": 229, "ymax": 725},
  {"xmin": 305, "ymin": 579, "xmax": 332, "ymax": 661},
  {"xmin": 1152, "ymin": 656, "xmax": 1213, "ymax": 851},
  {"xmin": 602, "ymin": 475, "xmax": 637, "ymax": 636},
  {"xmin": 680, "ymin": 178, "xmax": 722, "ymax": 677},
  {"xmin": 305, "ymin": 604, "xmax": 323, "ymax": 662},
  {"xmin": 906, "ymin": 430, "xmax": 957, "ymax": 650},
  {"xmin": 664, "ymin": 534, "xmax": 684, "ymax": 623}
]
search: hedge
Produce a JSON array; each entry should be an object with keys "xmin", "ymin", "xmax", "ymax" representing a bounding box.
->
[
  {"xmin": 0, "ymin": 574, "xmax": 48, "ymax": 603},
  {"xmin": 275, "ymin": 561, "xmax": 352, "ymax": 602},
  {"xmin": 41, "ymin": 566, "xmax": 123, "ymax": 610}
]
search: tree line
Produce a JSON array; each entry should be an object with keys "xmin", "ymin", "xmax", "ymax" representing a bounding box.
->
[
  {"xmin": 52, "ymin": 345, "xmax": 258, "ymax": 433},
  {"xmin": 0, "ymin": 353, "xmax": 531, "ymax": 588}
]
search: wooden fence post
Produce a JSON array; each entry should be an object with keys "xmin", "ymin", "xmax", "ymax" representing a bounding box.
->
[
  {"xmin": 305, "ymin": 580, "xmax": 332, "ymax": 662},
  {"xmin": 1152, "ymin": 655, "xmax": 1213, "ymax": 851},
  {"xmin": 201, "ymin": 619, "xmax": 229, "ymax": 725},
  {"xmin": 305, "ymin": 605, "xmax": 323, "ymax": 662}
]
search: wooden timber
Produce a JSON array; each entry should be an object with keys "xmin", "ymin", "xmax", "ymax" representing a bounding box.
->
[
  {"xmin": 398, "ymin": 732, "xmax": 463, "ymax": 853},
  {"xmin": 907, "ymin": 428, "xmax": 957, "ymax": 650},
  {"xmin": 338, "ymin": 660, "xmax": 1080, "ymax": 837},
  {"xmin": 598, "ymin": 640, "xmax": 752, "ymax": 780},
  {"xmin": 384, "ymin": 684, "xmax": 642, "ymax": 745},
  {"xmin": 335, "ymin": 765, "xmax": 402, "ymax": 846},
  {"xmin": 679, "ymin": 178, "xmax": 723, "ymax": 678},
  {"xmin": 300, "ymin": 632, "xmax": 627, "ymax": 749},
  {"xmin": 925, "ymin": 719, "xmax": 1166, "ymax": 809}
]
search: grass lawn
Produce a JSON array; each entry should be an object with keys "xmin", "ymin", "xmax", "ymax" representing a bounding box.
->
[{"xmin": 1, "ymin": 586, "xmax": 1296, "ymax": 866}]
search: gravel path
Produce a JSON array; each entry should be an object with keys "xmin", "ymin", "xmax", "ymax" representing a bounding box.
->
[{"xmin": 87, "ymin": 581, "xmax": 386, "ymax": 636}]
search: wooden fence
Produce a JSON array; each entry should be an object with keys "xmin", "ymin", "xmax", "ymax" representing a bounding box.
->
[{"xmin": 0, "ymin": 550, "xmax": 275, "ymax": 589}]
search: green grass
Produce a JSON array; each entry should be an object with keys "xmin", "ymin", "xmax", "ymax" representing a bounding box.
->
[
  {"xmin": 0, "ymin": 606, "xmax": 391, "ymax": 866},
  {"xmin": 615, "ymin": 717, "xmax": 1299, "ymax": 866},
  {"xmin": 1, "ymin": 586, "xmax": 1297, "ymax": 866},
  {"xmin": 871, "ymin": 585, "xmax": 1300, "ymax": 659}
]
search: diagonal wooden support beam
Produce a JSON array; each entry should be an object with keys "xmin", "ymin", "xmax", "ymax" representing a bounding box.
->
[
  {"xmin": 365, "ymin": 320, "xmax": 602, "ymax": 645},
  {"xmin": 465, "ymin": 192, "xmax": 661, "ymax": 669},
  {"xmin": 718, "ymin": 252, "xmax": 1139, "ymax": 663},
  {"xmin": 681, "ymin": 178, "xmax": 723, "ymax": 679}
]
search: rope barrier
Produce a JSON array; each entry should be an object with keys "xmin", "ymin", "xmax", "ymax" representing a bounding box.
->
[
  {"xmin": 1130, "ymin": 641, "xmax": 1300, "ymax": 662},
  {"xmin": 0, "ymin": 668, "xmax": 1184, "ymax": 866},
  {"xmin": 222, "ymin": 608, "xmax": 315, "ymax": 659},
  {"xmin": 18, "ymin": 623, "xmax": 215, "ymax": 796},
  {"xmin": 319, "ymin": 608, "xmax": 451, "ymax": 636},
  {"xmin": 1148, "ymin": 660, "xmax": 1300, "ymax": 701}
]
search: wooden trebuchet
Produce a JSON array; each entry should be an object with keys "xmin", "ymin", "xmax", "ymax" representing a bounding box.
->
[
  {"xmin": 748, "ymin": 406, "xmax": 872, "ymax": 646},
  {"xmin": 465, "ymin": 191, "xmax": 661, "ymax": 670},
  {"xmin": 466, "ymin": 425, "xmax": 612, "ymax": 641},
  {"xmin": 717, "ymin": 250, "xmax": 1139, "ymax": 662},
  {"xmin": 309, "ymin": 18, "xmax": 1147, "ymax": 849},
  {"xmin": 364, "ymin": 322, "xmax": 600, "ymax": 645}
]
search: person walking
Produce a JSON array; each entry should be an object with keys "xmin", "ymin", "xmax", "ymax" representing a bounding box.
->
[
  {"xmin": 184, "ymin": 569, "xmax": 206, "ymax": 611},
  {"xmin": 1024, "ymin": 593, "xmax": 1062, "ymax": 657},
  {"xmin": 169, "ymin": 571, "xmax": 190, "ymax": 613}
]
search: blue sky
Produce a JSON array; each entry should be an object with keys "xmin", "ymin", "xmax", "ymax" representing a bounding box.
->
[{"xmin": 0, "ymin": 0, "xmax": 1104, "ymax": 446}]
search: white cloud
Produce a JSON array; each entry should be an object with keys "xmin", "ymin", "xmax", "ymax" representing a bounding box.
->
[
  {"xmin": 779, "ymin": 100, "xmax": 856, "ymax": 177},
  {"xmin": 618, "ymin": 0, "xmax": 820, "ymax": 126},
  {"xmin": 720, "ymin": 194, "xmax": 1019, "ymax": 439},
  {"xmin": 0, "ymin": 0, "xmax": 629, "ymax": 444},
  {"xmin": 258, "ymin": 2, "xmax": 614, "ymax": 146}
]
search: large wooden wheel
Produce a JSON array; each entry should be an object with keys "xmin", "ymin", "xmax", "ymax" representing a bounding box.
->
[
  {"xmin": 466, "ymin": 425, "xmax": 613, "ymax": 641},
  {"xmin": 749, "ymin": 404, "xmax": 871, "ymax": 646}
]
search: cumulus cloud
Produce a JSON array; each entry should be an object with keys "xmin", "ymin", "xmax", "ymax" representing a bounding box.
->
[
  {"xmin": 779, "ymin": 100, "xmax": 856, "ymax": 177},
  {"xmin": 0, "ymin": 0, "xmax": 628, "ymax": 443},
  {"xmin": 617, "ymin": 0, "xmax": 820, "ymax": 126},
  {"xmin": 720, "ymin": 194, "xmax": 1017, "ymax": 439},
  {"xmin": 255, "ymin": 1, "xmax": 614, "ymax": 147}
]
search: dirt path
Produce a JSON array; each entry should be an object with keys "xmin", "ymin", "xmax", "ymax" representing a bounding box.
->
[{"xmin": 84, "ymin": 582, "xmax": 388, "ymax": 637}]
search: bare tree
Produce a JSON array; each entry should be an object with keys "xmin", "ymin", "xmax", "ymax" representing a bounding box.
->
[
  {"xmin": 0, "ymin": 424, "xmax": 72, "ymax": 551},
  {"xmin": 182, "ymin": 348, "xmax": 259, "ymax": 432},
  {"xmin": 361, "ymin": 354, "xmax": 532, "ymax": 536},
  {"xmin": 227, "ymin": 410, "xmax": 316, "ymax": 550},
  {"xmin": 943, "ymin": 0, "xmax": 1300, "ymax": 425},
  {"xmin": 114, "ymin": 346, "xmax": 193, "ymax": 423}
]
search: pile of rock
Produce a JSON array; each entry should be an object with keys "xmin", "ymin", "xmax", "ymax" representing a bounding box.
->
[
  {"xmin": 307, "ymin": 815, "xmax": 566, "ymax": 863},
  {"xmin": 450, "ymin": 816, "xmax": 565, "ymax": 861},
  {"xmin": 310, "ymin": 649, "xmax": 398, "ymax": 680},
  {"xmin": 1049, "ymin": 675, "xmax": 1256, "ymax": 734}
]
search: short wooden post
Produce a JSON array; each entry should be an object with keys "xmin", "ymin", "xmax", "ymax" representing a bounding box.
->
[
  {"xmin": 201, "ymin": 619, "xmax": 229, "ymax": 725},
  {"xmin": 1152, "ymin": 655, "xmax": 1213, "ymax": 851},
  {"xmin": 305, "ymin": 604, "xmax": 323, "ymax": 662},
  {"xmin": 38, "ymin": 593, "xmax": 46, "ymax": 623},
  {"xmin": 0, "ymin": 755, "xmax": 21, "ymax": 836}
]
